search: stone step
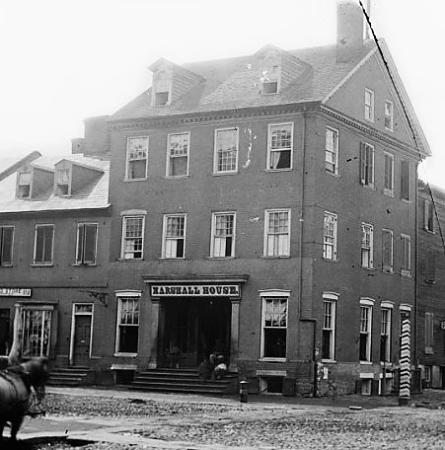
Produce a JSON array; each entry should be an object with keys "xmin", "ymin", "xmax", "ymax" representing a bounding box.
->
[
  {"xmin": 134, "ymin": 375, "xmax": 234, "ymax": 384},
  {"xmin": 129, "ymin": 383, "xmax": 229, "ymax": 395},
  {"xmin": 132, "ymin": 379, "xmax": 232, "ymax": 389}
]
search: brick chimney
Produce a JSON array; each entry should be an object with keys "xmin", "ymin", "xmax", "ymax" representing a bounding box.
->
[{"xmin": 336, "ymin": 0, "xmax": 364, "ymax": 63}]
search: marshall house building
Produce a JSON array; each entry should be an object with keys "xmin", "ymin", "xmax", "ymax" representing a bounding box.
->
[{"xmin": 0, "ymin": 1, "xmax": 434, "ymax": 395}]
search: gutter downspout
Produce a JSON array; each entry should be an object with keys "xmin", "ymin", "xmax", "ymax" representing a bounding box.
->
[{"xmin": 413, "ymin": 163, "xmax": 419, "ymax": 367}]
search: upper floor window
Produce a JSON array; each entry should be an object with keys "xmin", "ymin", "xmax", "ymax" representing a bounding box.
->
[
  {"xmin": 121, "ymin": 216, "xmax": 144, "ymax": 260},
  {"xmin": 360, "ymin": 143, "xmax": 374, "ymax": 187},
  {"xmin": 264, "ymin": 209, "xmax": 290, "ymax": 257},
  {"xmin": 323, "ymin": 212, "xmax": 337, "ymax": 260},
  {"xmin": 261, "ymin": 295, "xmax": 288, "ymax": 359},
  {"xmin": 424, "ymin": 199, "xmax": 435, "ymax": 232},
  {"xmin": 380, "ymin": 306, "xmax": 392, "ymax": 363},
  {"xmin": 400, "ymin": 160, "xmax": 410, "ymax": 200},
  {"xmin": 267, "ymin": 123, "xmax": 293, "ymax": 170},
  {"xmin": 76, "ymin": 223, "xmax": 98, "ymax": 265},
  {"xmin": 383, "ymin": 152, "xmax": 394, "ymax": 195},
  {"xmin": 401, "ymin": 234, "xmax": 411, "ymax": 276},
  {"xmin": 384, "ymin": 100, "xmax": 394, "ymax": 131},
  {"xmin": 33, "ymin": 224, "xmax": 54, "ymax": 265},
  {"xmin": 261, "ymin": 63, "xmax": 280, "ymax": 95},
  {"xmin": 115, "ymin": 294, "xmax": 140, "ymax": 354},
  {"xmin": 0, "ymin": 226, "xmax": 14, "ymax": 267},
  {"xmin": 214, "ymin": 128, "xmax": 238, "ymax": 174},
  {"xmin": 382, "ymin": 229, "xmax": 393, "ymax": 273},
  {"xmin": 167, "ymin": 132, "xmax": 190, "ymax": 177},
  {"xmin": 55, "ymin": 167, "xmax": 71, "ymax": 196},
  {"xmin": 211, "ymin": 212, "xmax": 235, "ymax": 258},
  {"xmin": 126, "ymin": 137, "xmax": 148, "ymax": 180},
  {"xmin": 17, "ymin": 171, "xmax": 31, "ymax": 199},
  {"xmin": 322, "ymin": 293, "xmax": 337, "ymax": 361},
  {"xmin": 325, "ymin": 127, "xmax": 339, "ymax": 174},
  {"xmin": 361, "ymin": 223, "xmax": 374, "ymax": 269},
  {"xmin": 162, "ymin": 214, "xmax": 186, "ymax": 258},
  {"xmin": 364, "ymin": 88, "xmax": 374, "ymax": 122},
  {"xmin": 155, "ymin": 91, "xmax": 169, "ymax": 106},
  {"xmin": 152, "ymin": 69, "xmax": 171, "ymax": 106}
]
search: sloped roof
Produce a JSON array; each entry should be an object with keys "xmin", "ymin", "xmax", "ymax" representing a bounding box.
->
[
  {"xmin": 111, "ymin": 41, "xmax": 377, "ymax": 121},
  {"xmin": 0, "ymin": 154, "xmax": 110, "ymax": 214}
]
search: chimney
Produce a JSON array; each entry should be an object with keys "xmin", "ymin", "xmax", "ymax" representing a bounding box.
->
[{"xmin": 336, "ymin": 0, "xmax": 364, "ymax": 63}]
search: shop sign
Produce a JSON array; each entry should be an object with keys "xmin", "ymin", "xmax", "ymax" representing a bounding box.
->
[
  {"xmin": 151, "ymin": 284, "xmax": 240, "ymax": 298},
  {"xmin": 440, "ymin": 321, "xmax": 445, "ymax": 330},
  {"xmin": 0, "ymin": 288, "xmax": 32, "ymax": 297}
]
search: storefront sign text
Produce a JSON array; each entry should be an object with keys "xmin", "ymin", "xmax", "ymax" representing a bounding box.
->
[
  {"xmin": 0, "ymin": 288, "xmax": 32, "ymax": 297},
  {"xmin": 151, "ymin": 284, "xmax": 240, "ymax": 298}
]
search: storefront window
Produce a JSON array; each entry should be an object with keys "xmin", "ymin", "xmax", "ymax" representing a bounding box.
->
[{"xmin": 21, "ymin": 308, "xmax": 52, "ymax": 357}]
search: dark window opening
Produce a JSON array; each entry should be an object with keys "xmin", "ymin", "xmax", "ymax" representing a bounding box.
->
[
  {"xmin": 263, "ymin": 376, "xmax": 283, "ymax": 393},
  {"xmin": 119, "ymin": 326, "xmax": 138, "ymax": 353},
  {"xmin": 0, "ymin": 227, "xmax": 13, "ymax": 266},
  {"xmin": 322, "ymin": 330, "xmax": 332, "ymax": 360},
  {"xmin": 155, "ymin": 91, "xmax": 169, "ymax": 106},
  {"xmin": 263, "ymin": 81, "xmax": 278, "ymax": 94},
  {"xmin": 269, "ymin": 149, "xmax": 291, "ymax": 170},
  {"xmin": 128, "ymin": 159, "xmax": 147, "ymax": 179},
  {"xmin": 359, "ymin": 333, "xmax": 368, "ymax": 361},
  {"xmin": 264, "ymin": 328, "xmax": 286, "ymax": 358}
]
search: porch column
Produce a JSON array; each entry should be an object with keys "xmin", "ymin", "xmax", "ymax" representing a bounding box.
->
[
  {"xmin": 149, "ymin": 299, "xmax": 160, "ymax": 369},
  {"xmin": 229, "ymin": 299, "xmax": 240, "ymax": 371}
]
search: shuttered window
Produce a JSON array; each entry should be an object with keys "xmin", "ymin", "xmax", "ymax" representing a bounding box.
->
[
  {"xmin": 0, "ymin": 226, "xmax": 14, "ymax": 266},
  {"xmin": 401, "ymin": 160, "xmax": 410, "ymax": 200},
  {"xmin": 360, "ymin": 143, "xmax": 374, "ymax": 187}
]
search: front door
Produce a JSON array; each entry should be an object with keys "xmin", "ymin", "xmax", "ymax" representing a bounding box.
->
[
  {"xmin": 73, "ymin": 315, "xmax": 91, "ymax": 366},
  {"xmin": 0, "ymin": 309, "xmax": 10, "ymax": 355}
]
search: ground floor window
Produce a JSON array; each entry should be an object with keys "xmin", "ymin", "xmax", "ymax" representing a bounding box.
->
[
  {"xmin": 21, "ymin": 308, "xmax": 52, "ymax": 357},
  {"xmin": 116, "ymin": 295, "xmax": 140, "ymax": 354},
  {"xmin": 359, "ymin": 299, "xmax": 374, "ymax": 362},
  {"xmin": 380, "ymin": 306, "xmax": 392, "ymax": 363},
  {"xmin": 322, "ymin": 293, "xmax": 337, "ymax": 360},
  {"xmin": 260, "ymin": 292, "xmax": 288, "ymax": 359}
]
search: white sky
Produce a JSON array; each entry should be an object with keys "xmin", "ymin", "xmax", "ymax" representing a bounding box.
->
[{"xmin": 0, "ymin": 0, "xmax": 443, "ymax": 187}]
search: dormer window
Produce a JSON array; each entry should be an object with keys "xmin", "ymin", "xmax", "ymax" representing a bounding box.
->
[
  {"xmin": 152, "ymin": 69, "xmax": 171, "ymax": 107},
  {"xmin": 55, "ymin": 167, "xmax": 71, "ymax": 196},
  {"xmin": 155, "ymin": 91, "xmax": 169, "ymax": 106},
  {"xmin": 262, "ymin": 81, "xmax": 278, "ymax": 94},
  {"xmin": 17, "ymin": 171, "xmax": 31, "ymax": 198},
  {"xmin": 261, "ymin": 63, "xmax": 280, "ymax": 95}
]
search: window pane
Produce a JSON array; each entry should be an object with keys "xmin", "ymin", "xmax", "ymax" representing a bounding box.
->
[
  {"xmin": 127, "ymin": 137, "xmax": 148, "ymax": 179},
  {"xmin": 216, "ymin": 129, "xmax": 238, "ymax": 172},
  {"xmin": 1, "ymin": 227, "xmax": 13, "ymax": 265},
  {"xmin": 264, "ymin": 328, "xmax": 286, "ymax": 358},
  {"xmin": 84, "ymin": 225, "xmax": 98, "ymax": 264}
]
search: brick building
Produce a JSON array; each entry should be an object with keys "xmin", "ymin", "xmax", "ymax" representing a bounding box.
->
[{"xmin": 417, "ymin": 181, "xmax": 445, "ymax": 389}]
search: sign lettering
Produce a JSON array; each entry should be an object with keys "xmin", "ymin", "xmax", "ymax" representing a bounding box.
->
[
  {"xmin": 0, "ymin": 288, "xmax": 32, "ymax": 297},
  {"xmin": 151, "ymin": 284, "xmax": 240, "ymax": 298}
]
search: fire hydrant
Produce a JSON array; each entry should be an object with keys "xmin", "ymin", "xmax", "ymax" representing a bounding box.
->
[{"xmin": 239, "ymin": 380, "xmax": 249, "ymax": 403}]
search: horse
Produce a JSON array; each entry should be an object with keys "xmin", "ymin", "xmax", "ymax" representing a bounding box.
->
[{"xmin": 0, "ymin": 357, "xmax": 49, "ymax": 441}]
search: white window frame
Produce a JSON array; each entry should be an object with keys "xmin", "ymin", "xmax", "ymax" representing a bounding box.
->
[
  {"xmin": 401, "ymin": 234, "xmax": 411, "ymax": 276},
  {"xmin": 259, "ymin": 290, "xmax": 289, "ymax": 362},
  {"xmin": 360, "ymin": 143, "xmax": 375, "ymax": 187},
  {"xmin": 380, "ymin": 303, "xmax": 393, "ymax": 363},
  {"xmin": 425, "ymin": 312, "xmax": 434, "ymax": 355},
  {"xmin": 0, "ymin": 225, "xmax": 14, "ymax": 267},
  {"xmin": 125, "ymin": 136, "xmax": 149, "ymax": 181},
  {"xmin": 33, "ymin": 224, "xmax": 55, "ymax": 265},
  {"xmin": 120, "ymin": 213, "xmax": 145, "ymax": 260},
  {"xmin": 162, "ymin": 214, "xmax": 187, "ymax": 259},
  {"xmin": 210, "ymin": 212, "xmax": 236, "ymax": 258},
  {"xmin": 361, "ymin": 223, "xmax": 374, "ymax": 269},
  {"xmin": 384, "ymin": 100, "xmax": 394, "ymax": 131},
  {"xmin": 424, "ymin": 199, "xmax": 435, "ymax": 232},
  {"xmin": 69, "ymin": 303, "xmax": 94, "ymax": 364},
  {"xmin": 325, "ymin": 127, "xmax": 339, "ymax": 175},
  {"xmin": 266, "ymin": 122, "xmax": 294, "ymax": 171},
  {"xmin": 364, "ymin": 88, "xmax": 375, "ymax": 122},
  {"xmin": 213, "ymin": 127, "xmax": 239, "ymax": 174},
  {"xmin": 323, "ymin": 212, "xmax": 337, "ymax": 261},
  {"xmin": 322, "ymin": 292, "xmax": 338, "ymax": 361},
  {"xmin": 359, "ymin": 298, "xmax": 374, "ymax": 363},
  {"xmin": 114, "ymin": 291, "xmax": 141, "ymax": 357},
  {"xmin": 75, "ymin": 222, "xmax": 98, "ymax": 266},
  {"xmin": 383, "ymin": 152, "xmax": 394, "ymax": 196},
  {"xmin": 382, "ymin": 228, "xmax": 393, "ymax": 273},
  {"xmin": 263, "ymin": 209, "xmax": 291, "ymax": 257},
  {"xmin": 166, "ymin": 132, "xmax": 190, "ymax": 178}
]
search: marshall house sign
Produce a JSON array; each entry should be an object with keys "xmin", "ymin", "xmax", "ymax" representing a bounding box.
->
[{"xmin": 151, "ymin": 284, "xmax": 240, "ymax": 298}]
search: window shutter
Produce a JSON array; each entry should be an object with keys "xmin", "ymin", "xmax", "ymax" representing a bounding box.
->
[
  {"xmin": 1, "ymin": 227, "xmax": 13, "ymax": 265},
  {"xmin": 401, "ymin": 161, "xmax": 410, "ymax": 200},
  {"xmin": 359, "ymin": 143, "xmax": 365, "ymax": 184},
  {"xmin": 369, "ymin": 227, "xmax": 374, "ymax": 267}
]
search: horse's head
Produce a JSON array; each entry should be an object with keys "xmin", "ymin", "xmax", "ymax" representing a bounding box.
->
[{"xmin": 20, "ymin": 357, "xmax": 49, "ymax": 400}]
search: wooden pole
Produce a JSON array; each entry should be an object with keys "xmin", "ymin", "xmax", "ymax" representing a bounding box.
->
[{"xmin": 8, "ymin": 303, "xmax": 22, "ymax": 365}]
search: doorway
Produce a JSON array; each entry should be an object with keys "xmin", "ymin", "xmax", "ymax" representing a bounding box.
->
[
  {"xmin": 158, "ymin": 298, "xmax": 231, "ymax": 368},
  {"xmin": 71, "ymin": 304, "xmax": 93, "ymax": 366},
  {"xmin": 0, "ymin": 309, "xmax": 11, "ymax": 355}
]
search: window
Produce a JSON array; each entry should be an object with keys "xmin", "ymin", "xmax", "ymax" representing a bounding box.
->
[
  {"xmin": 382, "ymin": 229, "xmax": 393, "ymax": 273},
  {"xmin": 162, "ymin": 214, "xmax": 186, "ymax": 258},
  {"xmin": 361, "ymin": 223, "xmax": 373, "ymax": 269},
  {"xmin": 167, "ymin": 132, "xmax": 190, "ymax": 177},
  {"xmin": 424, "ymin": 199, "xmax": 434, "ymax": 232},
  {"xmin": 384, "ymin": 100, "xmax": 394, "ymax": 131},
  {"xmin": 264, "ymin": 209, "xmax": 290, "ymax": 257},
  {"xmin": 152, "ymin": 69, "xmax": 171, "ymax": 106},
  {"xmin": 384, "ymin": 152, "xmax": 394, "ymax": 195},
  {"xmin": 359, "ymin": 143, "xmax": 374, "ymax": 187},
  {"xmin": 0, "ymin": 226, "xmax": 14, "ymax": 267},
  {"xmin": 261, "ymin": 63, "xmax": 280, "ymax": 95},
  {"xmin": 17, "ymin": 171, "xmax": 31, "ymax": 198},
  {"xmin": 262, "ymin": 81, "xmax": 278, "ymax": 94},
  {"xmin": 211, "ymin": 212, "xmax": 235, "ymax": 258},
  {"xmin": 76, "ymin": 223, "xmax": 98, "ymax": 265},
  {"xmin": 121, "ymin": 216, "xmax": 144, "ymax": 260},
  {"xmin": 21, "ymin": 308, "xmax": 52, "ymax": 357},
  {"xmin": 116, "ymin": 296, "xmax": 139, "ymax": 354},
  {"xmin": 55, "ymin": 167, "xmax": 70, "ymax": 196},
  {"xmin": 400, "ymin": 160, "xmax": 410, "ymax": 200},
  {"xmin": 424, "ymin": 366, "xmax": 432, "ymax": 387},
  {"xmin": 322, "ymin": 294, "xmax": 337, "ymax": 360},
  {"xmin": 421, "ymin": 251, "xmax": 436, "ymax": 284},
  {"xmin": 126, "ymin": 137, "xmax": 148, "ymax": 180},
  {"xmin": 364, "ymin": 88, "xmax": 374, "ymax": 122},
  {"xmin": 261, "ymin": 296, "xmax": 288, "ymax": 359},
  {"xmin": 33, "ymin": 224, "xmax": 54, "ymax": 265},
  {"xmin": 323, "ymin": 212, "xmax": 337, "ymax": 260},
  {"xmin": 325, "ymin": 127, "xmax": 339, "ymax": 174},
  {"xmin": 401, "ymin": 234, "xmax": 411, "ymax": 275},
  {"xmin": 155, "ymin": 91, "xmax": 169, "ymax": 106},
  {"xmin": 267, "ymin": 123, "xmax": 293, "ymax": 170},
  {"xmin": 425, "ymin": 312, "xmax": 434, "ymax": 354},
  {"xmin": 214, "ymin": 128, "xmax": 238, "ymax": 174},
  {"xmin": 380, "ymin": 307, "xmax": 392, "ymax": 363},
  {"xmin": 359, "ymin": 301, "xmax": 373, "ymax": 362}
]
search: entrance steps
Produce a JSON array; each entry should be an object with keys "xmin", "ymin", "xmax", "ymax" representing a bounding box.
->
[
  {"xmin": 47, "ymin": 366, "xmax": 93, "ymax": 387},
  {"xmin": 130, "ymin": 368, "xmax": 238, "ymax": 395}
]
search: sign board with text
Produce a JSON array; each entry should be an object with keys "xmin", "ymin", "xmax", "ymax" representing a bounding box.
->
[
  {"xmin": 0, "ymin": 288, "xmax": 32, "ymax": 297},
  {"xmin": 150, "ymin": 284, "xmax": 240, "ymax": 298}
]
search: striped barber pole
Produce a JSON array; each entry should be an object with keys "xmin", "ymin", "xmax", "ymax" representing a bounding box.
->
[{"xmin": 399, "ymin": 317, "xmax": 411, "ymax": 405}]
